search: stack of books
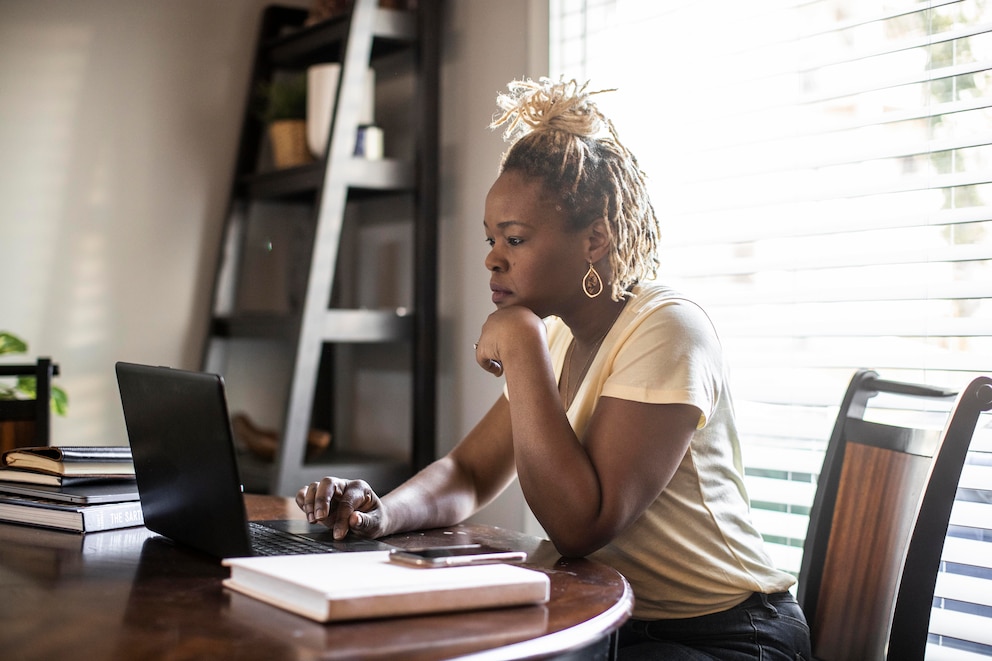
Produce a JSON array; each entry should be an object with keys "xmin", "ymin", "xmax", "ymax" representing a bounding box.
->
[{"xmin": 0, "ymin": 446, "xmax": 143, "ymax": 533}]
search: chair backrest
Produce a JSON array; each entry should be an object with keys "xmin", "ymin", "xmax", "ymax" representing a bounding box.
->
[
  {"xmin": 798, "ymin": 368, "xmax": 992, "ymax": 661},
  {"xmin": 0, "ymin": 358, "xmax": 56, "ymax": 451}
]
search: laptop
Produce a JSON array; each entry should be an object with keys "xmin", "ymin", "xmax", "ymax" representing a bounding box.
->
[{"xmin": 115, "ymin": 361, "xmax": 394, "ymax": 559}]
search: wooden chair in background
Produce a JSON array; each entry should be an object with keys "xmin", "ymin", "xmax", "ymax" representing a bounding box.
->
[
  {"xmin": 0, "ymin": 357, "xmax": 57, "ymax": 452},
  {"xmin": 798, "ymin": 368, "xmax": 992, "ymax": 660}
]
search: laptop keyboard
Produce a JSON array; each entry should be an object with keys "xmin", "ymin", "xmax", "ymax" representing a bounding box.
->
[{"xmin": 248, "ymin": 521, "xmax": 336, "ymax": 556}]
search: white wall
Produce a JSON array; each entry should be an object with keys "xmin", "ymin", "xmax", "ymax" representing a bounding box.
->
[
  {"xmin": 0, "ymin": 0, "xmax": 546, "ymax": 532},
  {"xmin": 0, "ymin": 0, "xmax": 304, "ymax": 443}
]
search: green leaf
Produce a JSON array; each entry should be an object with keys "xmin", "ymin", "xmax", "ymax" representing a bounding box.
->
[
  {"xmin": 51, "ymin": 386, "xmax": 69, "ymax": 416},
  {"xmin": 16, "ymin": 375, "xmax": 36, "ymax": 399},
  {"xmin": 0, "ymin": 332, "xmax": 28, "ymax": 356}
]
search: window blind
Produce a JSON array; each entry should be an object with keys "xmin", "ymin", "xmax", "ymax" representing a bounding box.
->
[{"xmin": 550, "ymin": 0, "xmax": 992, "ymax": 656}]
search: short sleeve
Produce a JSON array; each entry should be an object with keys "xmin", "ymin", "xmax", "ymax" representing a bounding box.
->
[{"xmin": 601, "ymin": 297, "xmax": 724, "ymax": 428}]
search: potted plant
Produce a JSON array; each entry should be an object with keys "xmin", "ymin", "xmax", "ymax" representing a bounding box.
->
[
  {"xmin": 0, "ymin": 331, "xmax": 68, "ymax": 451},
  {"xmin": 255, "ymin": 74, "xmax": 312, "ymax": 169}
]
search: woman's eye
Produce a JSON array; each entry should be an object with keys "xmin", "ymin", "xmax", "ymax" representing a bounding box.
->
[{"xmin": 484, "ymin": 236, "xmax": 523, "ymax": 247}]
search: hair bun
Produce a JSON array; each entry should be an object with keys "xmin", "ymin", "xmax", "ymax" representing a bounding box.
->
[{"xmin": 491, "ymin": 78, "xmax": 612, "ymax": 143}]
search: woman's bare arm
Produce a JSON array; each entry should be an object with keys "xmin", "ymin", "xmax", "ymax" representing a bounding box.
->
[
  {"xmin": 299, "ymin": 395, "xmax": 518, "ymax": 539},
  {"xmin": 482, "ymin": 306, "xmax": 698, "ymax": 557}
]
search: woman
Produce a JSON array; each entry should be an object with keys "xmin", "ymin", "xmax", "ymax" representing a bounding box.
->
[{"xmin": 297, "ymin": 78, "xmax": 810, "ymax": 659}]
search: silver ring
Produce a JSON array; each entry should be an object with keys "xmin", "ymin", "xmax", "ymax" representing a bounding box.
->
[{"xmin": 473, "ymin": 342, "xmax": 479, "ymax": 350}]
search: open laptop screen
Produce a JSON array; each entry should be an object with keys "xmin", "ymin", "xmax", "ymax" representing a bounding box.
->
[{"xmin": 116, "ymin": 362, "xmax": 255, "ymax": 558}]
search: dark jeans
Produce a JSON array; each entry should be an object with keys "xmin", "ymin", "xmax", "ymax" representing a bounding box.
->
[{"xmin": 617, "ymin": 591, "xmax": 811, "ymax": 660}]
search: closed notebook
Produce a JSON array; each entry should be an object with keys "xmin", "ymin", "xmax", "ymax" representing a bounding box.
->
[
  {"xmin": 0, "ymin": 466, "xmax": 134, "ymax": 487},
  {"xmin": 222, "ymin": 551, "xmax": 550, "ymax": 623},
  {"xmin": 1, "ymin": 446, "xmax": 134, "ymax": 477}
]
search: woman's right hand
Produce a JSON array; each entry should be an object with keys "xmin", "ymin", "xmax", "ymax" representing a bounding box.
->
[{"xmin": 295, "ymin": 477, "xmax": 386, "ymax": 540}]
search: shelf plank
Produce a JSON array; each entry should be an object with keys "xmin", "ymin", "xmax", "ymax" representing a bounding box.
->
[
  {"xmin": 344, "ymin": 157, "xmax": 415, "ymax": 191},
  {"xmin": 238, "ymin": 158, "xmax": 413, "ymax": 199},
  {"xmin": 211, "ymin": 309, "xmax": 414, "ymax": 344},
  {"xmin": 265, "ymin": 8, "xmax": 416, "ymax": 68},
  {"xmin": 241, "ymin": 163, "xmax": 324, "ymax": 198},
  {"xmin": 320, "ymin": 309, "xmax": 414, "ymax": 343},
  {"xmin": 211, "ymin": 314, "xmax": 300, "ymax": 341}
]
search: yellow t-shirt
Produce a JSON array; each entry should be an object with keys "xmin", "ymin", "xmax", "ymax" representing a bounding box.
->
[{"xmin": 544, "ymin": 284, "xmax": 795, "ymax": 619}]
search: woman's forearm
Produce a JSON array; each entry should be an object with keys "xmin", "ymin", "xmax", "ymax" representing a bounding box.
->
[
  {"xmin": 380, "ymin": 395, "xmax": 519, "ymax": 537},
  {"xmin": 379, "ymin": 456, "xmax": 480, "ymax": 535}
]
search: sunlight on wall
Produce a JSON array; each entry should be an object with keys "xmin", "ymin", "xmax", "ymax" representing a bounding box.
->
[
  {"xmin": 0, "ymin": 20, "xmax": 103, "ymax": 442},
  {"xmin": 0, "ymin": 22, "xmax": 90, "ymax": 332}
]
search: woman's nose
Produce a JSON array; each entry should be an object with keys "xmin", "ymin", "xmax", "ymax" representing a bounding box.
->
[{"xmin": 485, "ymin": 249, "xmax": 505, "ymax": 272}]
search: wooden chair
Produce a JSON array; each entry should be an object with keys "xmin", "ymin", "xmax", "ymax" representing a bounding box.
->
[
  {"xmin": 798, "ymin": 368, "xmax": 992, "ymax": 660},
  {"xmin": 0, "ymin": 357, "xmax": 57, "ymax": 452}
]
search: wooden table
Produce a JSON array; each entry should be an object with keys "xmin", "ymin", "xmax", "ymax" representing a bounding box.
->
[{"xmin": 0, "ymin": 495, "xmax": 632, "ymax": 660}]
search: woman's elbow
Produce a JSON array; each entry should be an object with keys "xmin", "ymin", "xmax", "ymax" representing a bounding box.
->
[{"xmin": 547, "ymin": 529, "xmax": 612, "ymax": 558}]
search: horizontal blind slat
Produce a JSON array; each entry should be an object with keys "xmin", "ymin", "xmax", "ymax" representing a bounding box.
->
[
  {"xmin": 935, "ymin": 572, "xmax": 992, "ymax": 608},
  {"xmin": 928, "ymin": 608, "xmax": 992, "ymax": 648},
  {"xmin": 691, "ymin": 130, "xmax": 992, "ymax": 181},
  {"xmin": 958, "ymin": 463, "xmax": 992, "ymax": 491},
  {"xmin": 749, "ymin": 510, "xmax": 810, "ymax": 543},
  {"xmin": 924, "ymin": 642, "xmax": 991, "ymax": 661},
  {"xmin": 797, "ymin": 21, "xmax": 992, "ymax": 77},
  {"xmin": 674, "ymin": 171, "xmax": 992, "ymax": 213},
  {"xmin": 666, "ymin": 246, "xmax": 992, "ymax": 277},
  {"xmin": 941, "ymin": 537, "xmax": 992, "ymax": 570},
  {"xmin": 666, "ymin": 208, "xmax": 992, "ymax": 247},
  {"xmin": 714, "ymin": 316, "xmax": 992, "ymax": 338},
  {"xmin": 950, "ymin": 501, "xmax": 992, "ymax": 530},
  {"xmin": 691, "ymin": 96, "xmax": 992, "ymax": 157},
  {"xmin": 723, "ymin": 347, "xmax": 992, "ymax": 374},
  {"xmin": 745, "ymin": 476, "xmax": 818, "ymax": 508},
  {"xmin": 673, "ymin": 281, "xmax": 992, "ymax": 307}
]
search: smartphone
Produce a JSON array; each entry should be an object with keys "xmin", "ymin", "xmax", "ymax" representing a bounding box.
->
[{"xmin": 387, "ymin": 544, "xmax": 527, "ymax": 568}]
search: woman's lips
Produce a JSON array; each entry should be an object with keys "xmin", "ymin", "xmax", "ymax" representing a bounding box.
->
[{"xmin": 490, "ymin": 284, "xmax": 511, "ymax": 305}]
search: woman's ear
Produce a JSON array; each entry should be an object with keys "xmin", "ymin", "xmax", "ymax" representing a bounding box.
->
[{"xmin": 585, "ymin": 218, "xmax": 612, "ymax": 263}]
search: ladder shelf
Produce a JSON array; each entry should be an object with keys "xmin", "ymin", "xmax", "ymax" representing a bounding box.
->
[{"xmin": 203, "ymin": 0, "xmax": 438, "ymax": 497}]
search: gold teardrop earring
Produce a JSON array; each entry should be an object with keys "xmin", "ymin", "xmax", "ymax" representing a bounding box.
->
[{"xmin": 583, "ymin": 261, "xmax": 604, "ymax": 298}]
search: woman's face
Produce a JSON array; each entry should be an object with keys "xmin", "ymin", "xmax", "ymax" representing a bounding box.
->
[{"xmin": 483, "ymin": 170, "xmax": 590, "ymax": 318}]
